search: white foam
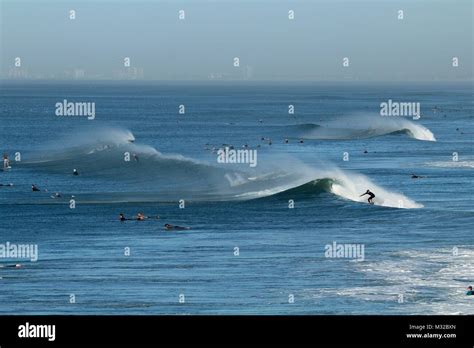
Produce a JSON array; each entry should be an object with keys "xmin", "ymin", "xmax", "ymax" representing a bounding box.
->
[
  {"xmin": 352, "ymin": 248, "xmax": 474, "ymax": 314},
  {"xmin": 425, "ymin": 161, "xmax": 474, "ymax": 169},
  {"xmin": 326, "ymin": 168, "xmax": 423, "ymax": 209}
]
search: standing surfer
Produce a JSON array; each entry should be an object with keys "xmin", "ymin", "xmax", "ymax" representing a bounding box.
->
[{"xmin": 360, "ymin": 190, "xmax": 375, "ymax": 204}]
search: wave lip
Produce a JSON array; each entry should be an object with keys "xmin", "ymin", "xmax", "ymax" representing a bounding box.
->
[{"xmin": 295, "ymin": 114, "xmax": 436, "ymax": 142}]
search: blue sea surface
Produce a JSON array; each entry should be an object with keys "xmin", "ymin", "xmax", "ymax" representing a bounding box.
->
[{"xmin": 0, "ymin": 81, "xmax": 473, "ymax": 314}]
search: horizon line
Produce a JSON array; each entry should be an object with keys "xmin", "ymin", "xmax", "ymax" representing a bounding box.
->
[{"xmin": 1, "ymin": 79, "xmax": 473, "ymax": 84}]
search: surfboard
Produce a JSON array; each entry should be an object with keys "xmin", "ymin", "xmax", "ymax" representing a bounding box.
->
[{"xmin": 0, "ymin": 264, "xmax": 21, "ymax": 268}]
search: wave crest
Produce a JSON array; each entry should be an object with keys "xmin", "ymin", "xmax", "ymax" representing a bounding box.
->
[{"xmin": 292, "ymin": 114, "xmax": 436, "ymax": 141}]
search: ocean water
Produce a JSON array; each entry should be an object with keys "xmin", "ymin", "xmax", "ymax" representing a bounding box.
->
[{"xmin": 0, "ymin": 81, "xmax": 472, "ymax": 314}]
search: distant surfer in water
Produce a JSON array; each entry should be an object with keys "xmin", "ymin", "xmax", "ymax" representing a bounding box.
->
[
  {"xmin": 119, "ymin": 212, "xmax": 146, "ymax": 221},
  {"xmin": 119, "ymin": 213, "xmax": 160, "ymax": 222},
  {"xmin": 467, "ymin": 286, "xmax": 473, "ymax": 296},
  {"xmin": 164, "ymin": 223, "xmax": 190, "ymax": 231},
  {"xmin": 360, "ymin": 189, "xmax": 375, "ymax": 204},
  {"xmin": 31, "ymin": 184, "xmax": 40, "ymax": 192},
  {"xmin": 137, "ymin": 212, "xmax": 160, "ymax": 220},
  {"xmin": 3, "ymin": 153, "xmax": 10, "ymax": 170},
  {"xmin": 411, "ymin": 174, "xmax": 426, "ymax": 179},
  {"xmin": 0, "ymin": 183, "xmax": 13, "ymax": 187},
  {"xmin": 73, "ymin": 169, "xmax": 79, "ymax": 176}
]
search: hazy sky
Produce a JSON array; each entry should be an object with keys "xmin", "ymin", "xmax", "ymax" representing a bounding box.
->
[{"xmin": 0, "ymin": 0, "xmax": 472, "ymax": 81}]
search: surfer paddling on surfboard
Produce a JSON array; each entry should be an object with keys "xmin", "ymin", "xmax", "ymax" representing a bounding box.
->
[
  {"xmin": 360, "ymin": 189, "xmax": 375, "ymax": 204},
  {"xmin": 135, "ymin": 212, "xmax": 160, "ymax": 221}
]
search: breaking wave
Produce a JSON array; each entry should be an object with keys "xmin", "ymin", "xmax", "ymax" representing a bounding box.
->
[
  {"xmin": 288, "ymin": 114, "xmax": 436, "ymax": 141},
  {"xmin": 14, "ymin": 128, "xmax": 422, "ymax": 208}
]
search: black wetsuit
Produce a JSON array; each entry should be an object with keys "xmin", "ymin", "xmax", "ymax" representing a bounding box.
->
[{"xmin": 362, "ymin": 191, "xmax": 375, "ymax": 203}]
